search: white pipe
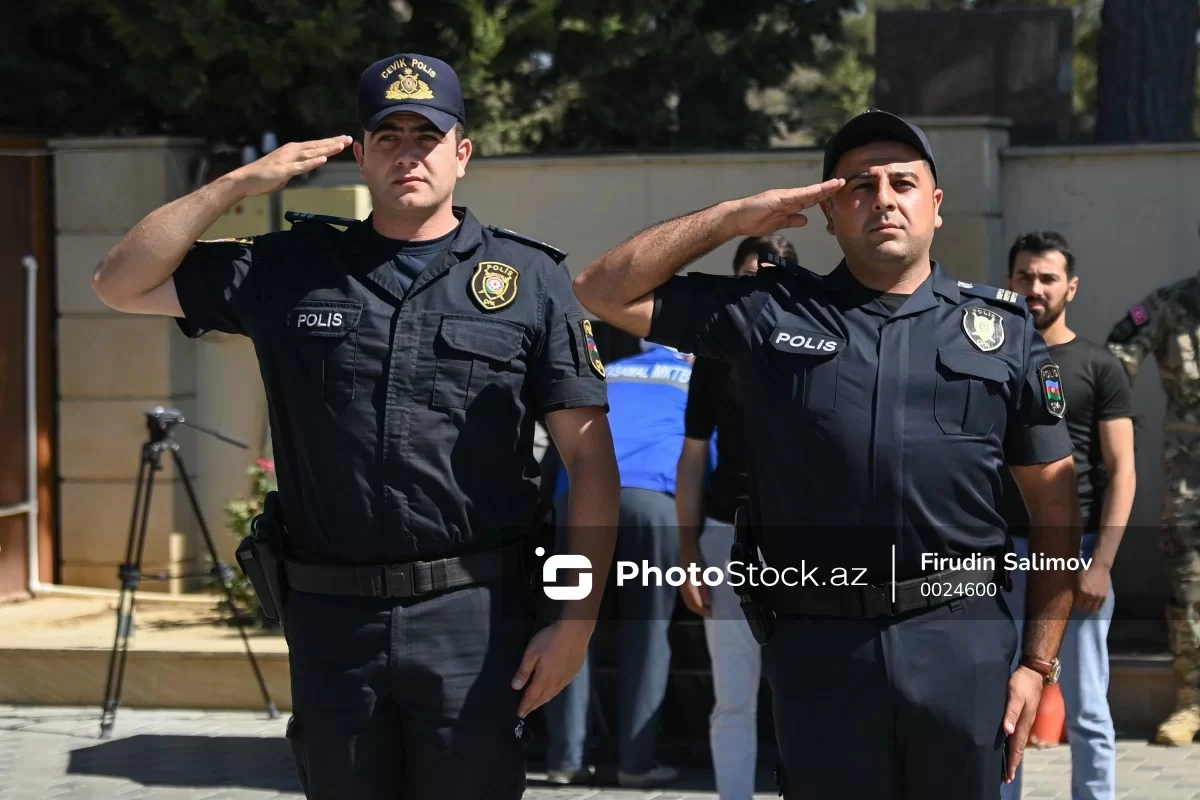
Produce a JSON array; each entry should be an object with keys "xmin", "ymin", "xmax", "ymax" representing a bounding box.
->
[{"xmin": 23, "ymin": 254, "xmax": 40, "ymax": 593}]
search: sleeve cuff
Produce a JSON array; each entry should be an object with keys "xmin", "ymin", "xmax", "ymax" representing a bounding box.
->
[
  {"xmin": 171, "ymin": 272, "xmax": 212, "ymax": 339},
  {"xmin": 1006, "ymin": 425, "xmax": 1075, "ymax": 467},
  {"xmin": 647, "ymin": 276, "xmax": 697, "ymax": 351},
  {"xmin": 539, "ymin": 378, "xmax": 609, "ymax": 415}
]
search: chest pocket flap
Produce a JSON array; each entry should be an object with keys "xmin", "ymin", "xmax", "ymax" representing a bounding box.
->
[
  {"xmin": 935, "ymin": 347, "xmax": 1009, "ymax": 436},
  {"xmin": 288, "ymin": 301, "xmax": 363, "ymax": 405},
  {"xmin": 433, "ymin": 315, "xmax": 527, "ymax": 410},
  {"xmin": 937, "ymin": 348, "xmax": 1009, "ymax": 382},
  {"xmin": 438, "ymin": 316, "xmax": 525, "ymax": 362}
]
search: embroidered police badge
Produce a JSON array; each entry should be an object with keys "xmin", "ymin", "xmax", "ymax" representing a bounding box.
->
[
  {"xmin": 386, "ymin": 68, "xmax": 435, "ymax": 101},
  {"xmin": 470, "ymin": 262, "xmax": 519, "ymax": 311},
  {"xmin": 1039, "ymin": 362, "xmax": 1067, "ymax": 418},
  {"xmin": 962, "ymin": 307, "xmax": 1004, "ymax": 352},
  {"xmin": 580, "ymin": 319, "xmax": 605, "ymax": 378}
]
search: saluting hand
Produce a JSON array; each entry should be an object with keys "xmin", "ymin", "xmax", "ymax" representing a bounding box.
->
[
  {"xmin": 728, "ymin": 179, "xmax": 846, "ymax": 238},
  {"xmin": 226, "ymin": 135, "xmax": 354, "ymax": 198}
]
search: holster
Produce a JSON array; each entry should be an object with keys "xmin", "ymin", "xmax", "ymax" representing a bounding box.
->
[
  {"xmin": 235, "ymin": 490, "xmax": 288, "ymax": 625},
  {"xmin": 730, "ymin": 506, "xmax": 776, "ymax": 646}
]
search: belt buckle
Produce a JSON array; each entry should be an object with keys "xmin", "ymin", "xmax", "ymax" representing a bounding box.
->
[
  {"xmin": 383, "ymin": 563, "xmax": 415, "ymax": 598},
  {"xmin": 860, "ymin": 584, "xmax": 893, "ymax": 619}
]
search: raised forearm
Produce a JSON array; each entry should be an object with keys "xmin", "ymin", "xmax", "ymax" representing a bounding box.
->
[
  {"xmin": 572, "ymin": 201, "xmax": 740, "ymax": 325},
  {"xmin": 93, "ymin": 174, "xmax": 247, "ymax": 308}
]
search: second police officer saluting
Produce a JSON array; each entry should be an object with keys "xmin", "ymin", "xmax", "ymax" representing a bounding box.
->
[
  {"xmin": 574, "ymin": 110, "xmax": 1082, "ymax": 800},
  {"xmin": 92, "ymin": 53, "xmax": 621, "ymax": 800}
]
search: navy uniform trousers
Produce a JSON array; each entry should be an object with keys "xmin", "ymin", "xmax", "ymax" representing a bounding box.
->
[
  {"xmin": 282, "ymin": 575, "xmax": 536, "ymax": 799},
  {"xmin": 763, "ymin": 591, "xmax": 1018, "ymax": 800}
]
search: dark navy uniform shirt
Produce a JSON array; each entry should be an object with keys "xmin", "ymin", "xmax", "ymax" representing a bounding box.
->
[
  {"xmin": 172, "ymin": 207, "xmax": 608, "ymax": 565},
  {"xmin": 647, "ymin": 259, "xmax": 1073, "ymax": 581}
]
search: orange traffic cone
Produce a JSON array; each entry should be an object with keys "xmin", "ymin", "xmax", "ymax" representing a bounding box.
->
[{"xmin": 1030, "ymin": 683, "xmax": 1067, "ymax": 747}]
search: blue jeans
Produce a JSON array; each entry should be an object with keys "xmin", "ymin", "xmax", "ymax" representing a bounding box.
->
[
  {"xmin": 699, "ymin": 518, "xmax": 761, "ymax": 800},
  {"xmin": 542, "ymin": 487, "xmax": 680, "ymax": 775},
  {"xmin": 1000, "ymin": 533, "xmax": 1116, "ymax": 800}
]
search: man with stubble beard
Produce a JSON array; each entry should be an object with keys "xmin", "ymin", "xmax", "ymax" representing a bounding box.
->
[
  {"xmin": 1000, "ymin": 230, "xmax": 1136, "ymax": 800},
  {"xmin": 572, "ymin": 109, "xmax": 1081, "ymax": 799}
]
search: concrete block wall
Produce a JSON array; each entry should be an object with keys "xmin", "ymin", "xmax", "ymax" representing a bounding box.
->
[{"xmin": 49, "ymin": 137, "xmax": 205, "ymax": 591}]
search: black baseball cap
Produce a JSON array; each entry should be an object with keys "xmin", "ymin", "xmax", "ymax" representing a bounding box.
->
[
  {"xmin": 822, "ymin": 108, "xmax": 937, "ymax": 184},
  {"xmin": 357, "ymin": 53, "xmax": 466, "ymax": 134}
]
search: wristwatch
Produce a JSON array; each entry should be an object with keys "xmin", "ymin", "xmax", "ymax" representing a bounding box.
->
[{"xmin": 1020, "ymin": 655, "xmax": 1061, "ymax": 685}]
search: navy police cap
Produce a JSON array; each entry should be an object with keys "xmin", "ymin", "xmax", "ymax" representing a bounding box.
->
[
  {"xmin": 358, "ymin": 54, "xmax": 466, "ymax": 134},
  {"xmin": 822, "ymin": 108, "xmax": 937, "ymax": 184}
]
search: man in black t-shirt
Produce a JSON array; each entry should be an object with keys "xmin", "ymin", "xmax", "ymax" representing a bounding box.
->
[
  {"xmin": 1000, "ymin": 231, "xmax": 1136, "ymax": 800},
  {"xmin": 676, "ymin": 235, "xmax": 795, "ymax": 800}
]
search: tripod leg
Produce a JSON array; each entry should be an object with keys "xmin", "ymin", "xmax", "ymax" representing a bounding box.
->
[
  {"xmin": 171, "ymin": 448, "xmax": 279, "ymax": 718},
  {"xmin": 100, "ymin": 443, "xmax": 157, "ymax": 739}
]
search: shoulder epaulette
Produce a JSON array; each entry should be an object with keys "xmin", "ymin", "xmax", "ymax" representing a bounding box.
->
[
  {"xmin": 196, "ymin": 236, "xmax": 255, "ymax": 246},
  {"xmin": 758, "ymin": 252, "xmax": 821, "ymax": 282},
  {"xmin": 283, "ymin": 211, "xmax": 360, "ymax": 228},
  {"xmin": 487, "ymin": 226, "xmax": 568, "ymax": 262},
  {"xmin": 956, "ymin": 281, "xmax": 1028, "ymax": 314}
]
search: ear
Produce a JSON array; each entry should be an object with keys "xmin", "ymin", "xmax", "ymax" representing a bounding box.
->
[
  {"xmin": 1066, "ymin": 275, "xmax": 1080, "ymax": 302},
  {"xmin": 457, "ymin": 136, "xmax": 473, "ymax": 179},
  {"xmin": 353, "ymin": 140, "xmax": 365, "ymax": 170},
  {"xmin": 932, "ymin": 187, "xmax": 944, "ymax": 230},
  {"xmin": 820, "ymin": 199, "xmax": 834, "ymax": 235}
]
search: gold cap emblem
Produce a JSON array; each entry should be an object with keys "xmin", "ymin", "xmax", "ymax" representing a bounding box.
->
[{"xmin": 386, "ymin": 68, "xmax": 435, "ymax": 101}]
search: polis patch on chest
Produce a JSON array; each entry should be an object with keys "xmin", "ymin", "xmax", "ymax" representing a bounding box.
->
[
  {"xmin": 287, "ymin": 304, "xmax": 362, "ymax": 336},
  {"xmin": 296, "ymin": 311, "xmax": 346, "ymax": 329},
  {"xmin": 768, "ymin": 326, "xmax": 847, "ymax": 355}
]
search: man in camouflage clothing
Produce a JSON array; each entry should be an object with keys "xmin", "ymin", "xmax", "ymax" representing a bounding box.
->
[{"xmin": 1106, "ymin": 275, "xmax": 1200, "ymax": 745}]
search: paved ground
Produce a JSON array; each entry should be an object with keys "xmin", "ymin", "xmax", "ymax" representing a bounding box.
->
[{"xmin": 1, "ymin": 706, "xmax": 1198, "ymax": 799}]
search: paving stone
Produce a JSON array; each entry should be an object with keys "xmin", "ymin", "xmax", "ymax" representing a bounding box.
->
[{"xmin": 0, "ymin": 707, "xmax": 1198, "ymax": 798}]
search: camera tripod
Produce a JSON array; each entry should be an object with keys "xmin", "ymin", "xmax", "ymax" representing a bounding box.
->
[{"xmin": 98, "ymin": 407, "xmax": 279, "ymax": 739}]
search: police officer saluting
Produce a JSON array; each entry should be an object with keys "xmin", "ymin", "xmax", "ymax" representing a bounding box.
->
[
  {"xmin": 92, "ymin": 53, "xmax": 620, "ymax": 799},
  {"xmin": 574, "ymin": 109, "xmax": 1081, "ymax": 799}
]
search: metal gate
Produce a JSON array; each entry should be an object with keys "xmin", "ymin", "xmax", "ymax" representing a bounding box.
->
[{"xmin": 0, "ymin": 136, "xmax": 56, "ymax": 598}]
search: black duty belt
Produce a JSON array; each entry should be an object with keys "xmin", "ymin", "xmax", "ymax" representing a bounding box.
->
[
  {"xmin": 284, "ymin": 541, "xmax": 522, "ymax": 600},
  {"xmin": 767, "ymin": 566, "xmax": 1002, "ymax": 620}
]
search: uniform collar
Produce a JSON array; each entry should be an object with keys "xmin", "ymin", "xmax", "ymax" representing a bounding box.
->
[
  {"xmin": 341, "ymin": 206, "xmax": 484, "ymax": 303},
  {"xmin": 823, "ymin": 259, "xmax": 959, "ymax": 319}
]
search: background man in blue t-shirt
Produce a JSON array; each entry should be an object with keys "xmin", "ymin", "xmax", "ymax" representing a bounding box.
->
[{"xmin": 542, "ymin": 341, "xmax": 706, "ymax": 789}]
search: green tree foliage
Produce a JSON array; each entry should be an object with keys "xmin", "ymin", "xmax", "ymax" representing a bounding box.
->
[
  {"xmin": 531, "ymin": 0, "xmax": 856, "ymax": 152},
  {"xmin": 0, "ymin": 0, "xmax": 856, "ymax": 154}
]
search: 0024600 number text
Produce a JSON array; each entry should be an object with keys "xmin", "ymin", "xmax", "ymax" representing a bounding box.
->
[{"xmin": 920, "ymin": 581, "xmax": 997, "ymax": 598}]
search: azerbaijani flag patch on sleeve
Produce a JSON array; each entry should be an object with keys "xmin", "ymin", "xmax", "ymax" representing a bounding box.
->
[{"xmin": 1039, "ymin": 363, "xmax": 1066, "ymax": 419}]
